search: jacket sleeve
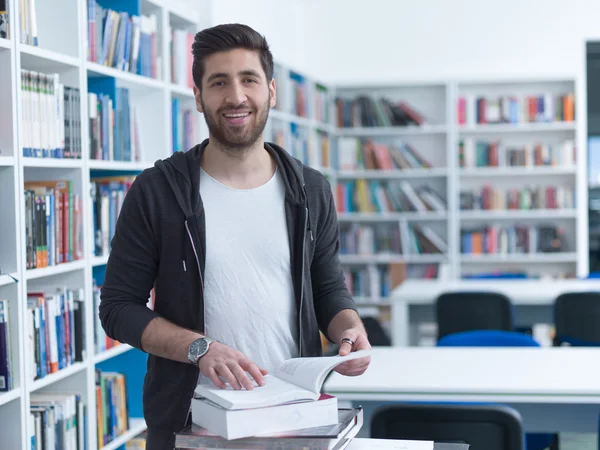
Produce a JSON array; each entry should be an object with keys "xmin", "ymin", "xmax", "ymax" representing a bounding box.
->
[
  {"xmin": 99, "ymin": 178, "xmax": 161, "ymax": 351},
  {"xmin": 310, "ymin": 183, "xmax": 358, "ymax": 341}
]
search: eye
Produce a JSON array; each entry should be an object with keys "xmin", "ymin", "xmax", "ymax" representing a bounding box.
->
[
  {"xmin": 244, "ymin": 78, "xmax": 257, "ymax": 84},
  {"xmin": 212, "ymin": 81, "xmax": 225, "ymax": 87}
]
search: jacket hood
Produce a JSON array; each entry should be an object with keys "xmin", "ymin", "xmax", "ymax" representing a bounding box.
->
[{"xmin": 154, "ymin": 139, "xmax": 308, "ymax": 219}]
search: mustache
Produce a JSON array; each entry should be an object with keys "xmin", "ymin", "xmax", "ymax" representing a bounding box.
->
[{"xmin": 218, "ymin": 105, "xmax": 254, "ymax": 113}]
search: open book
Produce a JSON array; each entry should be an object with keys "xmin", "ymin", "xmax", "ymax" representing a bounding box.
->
[{"xmin": 194, "ymin": 349, "xmax": 371, "ymax": 410}]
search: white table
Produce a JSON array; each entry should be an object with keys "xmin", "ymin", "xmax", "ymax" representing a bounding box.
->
[
  {"xmin": 391, "ymin": 278, "xmax": 600, "ymax": 346},
  {"xmin": 323, "ymin": 347, "xmax": 600, "ymax": 434}
]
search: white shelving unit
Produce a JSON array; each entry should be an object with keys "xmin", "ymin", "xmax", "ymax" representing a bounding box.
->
[
  {"xmin": 327, "ymin": 77, "xmax": 585, "ymax": 329},
  {"xmin": 0, "ymin": 0, "xmax": 210, "ymax": 448}
]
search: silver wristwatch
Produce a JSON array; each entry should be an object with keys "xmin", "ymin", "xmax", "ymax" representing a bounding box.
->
[{"xmin": 187, "ymin": 337, "xmax": 216, "ymax": 365}]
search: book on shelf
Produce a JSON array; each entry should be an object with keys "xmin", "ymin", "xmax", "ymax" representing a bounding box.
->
[
  {"xmin": 172, "ymin": 98, "xmax": 198, "ymax": 153},
  {"xmin": 26, "ymin": 288, "xmax": 85, "ymax": 381},
  {"xmin": 96, "ymin": 369, "xmax": 130, "ymax": 447},
  {"xmin": 93, "ymin": 281, "xmax": 121, "ymax": 354},
  {"xmin": 337, "ymin": 138, "xmax": 432, "ymax": 171},
  {"xmin": 88, "ymin": 0, "xmax": 159, "ymax": 78},
  {"xmin": 457, "ymin": 92, "xmax": 575, "ymax": 125},
  {"xmin": 335, "ymin": 96, "xmax": 426, "ymax": 128},
  {"xmin": 21, "ymin": 70, "xmax": 81, "ymax": 159},
  {"xmin": 336, "ymin": 180, "xmax": 446, "ymax": 214},
  {"xmin": 30, "ymin": 392, "xmax": 86, "ymax": 450},
  {"xmin": 458, "ymin": 138, "xmax": 575, "ymax": 169},
  {"xmin": 0, "ymin": 299, "xmax": 13, "ymax": 392},
  {"xmin": 91, "ymin": 175, "xmax": 136, "ymax": 257},
  {"xmin": 88, "ymin": 87, "xmax": 142, "ymax": 162},
  {"xmin": 314, "ymin": 83, "xmax": 329, "ymax": 123},
  {"xmin": 344, "ymin": 262, "xmax": 407, "ymax": 299},
  {"xmin": 24, "ymin": 180, "xmax": 84, "ymax": 269},
  {"xmin": 19, "ymin": 0, "xmax": 38, "ymax": 45},
  {"xmin": 169, "ymin": 27, "xmax": 194, "ymax": 88},
  {"xmin": 0, "ymin": 0, "xmax": 8, "ymax": 39},
  {"xmin": 340, "ymin": 223, "xmax": 446, "ymax": 256},
  {"xmin": 460, "ymin": 185, "xmax": 575, "ymax": 211},
  {"xmin": 461, "ymin": 224, "xmax": 566, "ymax": 255},
  {"xmin": 191, "ymin": 351, "xmax": 371, "ymax": 440}
]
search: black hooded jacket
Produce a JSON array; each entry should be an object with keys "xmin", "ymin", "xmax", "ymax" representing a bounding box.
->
[{"xmin": 99, "ymin": 139, "xmax": 357, "ymax": 435}]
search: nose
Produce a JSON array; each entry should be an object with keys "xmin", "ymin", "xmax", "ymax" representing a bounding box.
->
[{"xmin": 225, "ymin": 80, "xmax": 248, "ymax": 106}]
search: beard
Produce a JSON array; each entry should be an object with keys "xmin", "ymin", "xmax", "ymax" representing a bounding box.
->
[{"xmin": 201, "ymin": 95, "xmax": 270, "ymax": 151}]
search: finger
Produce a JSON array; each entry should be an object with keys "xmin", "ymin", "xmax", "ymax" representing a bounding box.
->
[
  {"xmin": 245, "ymin": 363, "xmax": 267, "ymax": 386},
  {"xmin": 216, "ymin": 364, "xmax": 242, "ymax": 390},
  {"xmin": 206, "ymin": 367, "xmax": 227, "ymax": 389},
  {"xmin": 260, "ymin": 367, "xmax": 269, "ymax": 375},
  {"xmin": 338, "ymin": 341, "xmax": 353, "ymax": 356},
  {"xmin": 229, "ymin": 363, "xmax": 256, "ymax": 390}
]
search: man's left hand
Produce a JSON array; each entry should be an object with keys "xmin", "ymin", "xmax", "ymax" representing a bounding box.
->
[{"xmin": 333, "ymin": 327, "xmax": 371, "ymax": 376}]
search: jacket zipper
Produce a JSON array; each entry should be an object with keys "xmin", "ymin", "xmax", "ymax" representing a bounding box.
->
[
  {"xmin": 184, "ymin": 219, "xmax": 204, "ymax": 427},
  {"xmin": 185, "ymin": 220, "xmax": 204, "ymax": 326}
]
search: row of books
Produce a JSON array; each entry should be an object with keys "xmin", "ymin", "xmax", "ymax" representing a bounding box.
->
[
  {"xmin": 172, "ymin": 98, "xmax": 198, "ymax": 153},
  {"xmin": 343, "ymin": 263, "xmax": 407, "ymax": 298},
  {"xmin": 88, "ymin": 1, "xmax": 159, "ymax": 78},
  {"xmin": 340, "ymin": 222, "xmax": 447, "ymax": 256},
  {"xmin": 335, "ymin": 96, "xmax": 426, "ymax": 128},
  {"xmin": 89, "ymin": 88, "xmax": 143, "ymax": 162},
  {"xmin": 30, "ymin": 392, "xmax": 86, "ymax": 450},
  {"xmin": 26, "ymin": 288, "xmax": 85, "ymax": 382},
  {"xmin": 18, "ymin": 0, "xmax": 37, "ymax": 45},
  {"xmin": 459, "ymin": 138, "xmax": 576, "ymax": 168},
  {"xmin": 24, "ymin": 180, "xmax": 84, "ymax": 270},
  {"xmin": 20, "ymin": 70, "xmax": 82, "ymax": 159},
  {"xmin": 269, "ymin": 121, "xmax": 331, "ymax": 169},
  {"xmin": 92, "ymin": 176, "xmax": 135, "ymax": 258},
  {"xmin": 460, "ymin": 185, "xmax": 575, "ymax": 211},
  {"xmin": 93, "ymin": 281, "xmax": 120, "ymax": 355},
  {"xmin": 457, "ymin": 93, "xmax": 575, "ymax": 125},
  {"xmin": 96, "ymin": 369, "xmax": 130, "ymax": 447},
  {"xmin": 170, "ymin": 28, "xmax": 194, "ymax": 88},
  {"xmin": 336, "ymin": 180, "xmax": 446, "ymax": 214},
  {"xmin": 0, "ymin": 300, "xmax": 12, "ymax": 391},
  {"xmin": 461, "ymin": 224, "xmax": 566, "ymax": 255},
  {"xmin": 337, "ymin": 137, "xmax": 432, "ymax": 171}
]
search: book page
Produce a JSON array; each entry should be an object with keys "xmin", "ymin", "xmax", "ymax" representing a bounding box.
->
[
  {"xmin": 194, "ymin": 374, "xmax": 319, "ymax": 410},
  {"xmin": 347, "ymin": 438, "xmax": 434, "ymax": 450},
  {"xmin": 274, "ymin": 349, "xmax": 372, "ymax": 393}
]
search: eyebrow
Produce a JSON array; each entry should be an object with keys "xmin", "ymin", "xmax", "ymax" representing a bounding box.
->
[{"xmin": 206, "ymin": 70, "xmax": 263, "ymax": 84}]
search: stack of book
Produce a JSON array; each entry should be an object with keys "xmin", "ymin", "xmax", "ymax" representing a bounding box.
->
[{"xmin": 190, "ymin": 350, "xmax": 371, "ymax": 440}]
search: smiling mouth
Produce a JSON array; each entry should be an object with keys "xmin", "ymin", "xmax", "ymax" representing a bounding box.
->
[{"xmin": 222, "ymin": 111, "xmax": 252, "ymax": 125}]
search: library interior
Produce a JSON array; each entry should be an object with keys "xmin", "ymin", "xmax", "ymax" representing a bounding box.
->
[{"xmin": 1, "ymin": 0, "xmax": 600, "ymax": 449}]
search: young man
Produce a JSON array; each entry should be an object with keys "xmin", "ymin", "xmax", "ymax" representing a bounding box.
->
[{"xmin": 99, "ymin": 23, "xmax": 371, "ymax": 450}]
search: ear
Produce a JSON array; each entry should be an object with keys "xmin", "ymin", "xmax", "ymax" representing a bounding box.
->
[
  {"xmin": 269, "ymin": 78, "xmax": 276, "ymax": 108},
  {"xmin": 193, "ymin": 85, "xmax": 203, "ymax": 113}
]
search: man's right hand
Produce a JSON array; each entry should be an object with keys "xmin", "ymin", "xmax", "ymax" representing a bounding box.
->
[{"xmin": 198, "ymin": 342, "xmax": 268, "ymax": 390}]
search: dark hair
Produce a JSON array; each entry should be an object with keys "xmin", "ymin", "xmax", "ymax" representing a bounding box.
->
[{"xmin": 191, "ymin": 23, "xmax": 274, "ymax": 89}]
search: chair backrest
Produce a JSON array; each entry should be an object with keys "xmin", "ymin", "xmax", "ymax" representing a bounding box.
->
[
  {"xmin": 554, "ymin": 291, "xmax": 600, "ymax": 346},
  {"xmin": 361, "ymin": 317, "xmax": 391, "ymax": 346},
  {"xmin": 370, "ymin": 403, "xmax": 524, "ymax": 450},
  {"xmin": 437, "ymin": 330, "xmax": 540, "ymax": 347},
  {"xmin": 436, "ymin": 291, "xmax": 514, "ymax": 340}
]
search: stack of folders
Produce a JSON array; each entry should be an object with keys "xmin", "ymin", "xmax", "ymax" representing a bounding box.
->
[{"xmin": 191, "ymin": 350, "xmax": 371, "ymax": 440}]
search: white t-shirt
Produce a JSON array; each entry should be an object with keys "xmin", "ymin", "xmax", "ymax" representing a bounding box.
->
[{"xmin": 198, "ymin": 166, "xmax": 298, "ymax": 384}]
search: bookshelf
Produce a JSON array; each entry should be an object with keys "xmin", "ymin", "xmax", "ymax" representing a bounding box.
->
[
  {"xmin": 1, "ymin": 0, "xmax": 211, "ymax": 448},
  {"xmin": 328, "ymin": 77, "xmax": 585, "ymax": 334}
]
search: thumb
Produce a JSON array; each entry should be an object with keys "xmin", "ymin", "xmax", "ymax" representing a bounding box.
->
[{"xmin": 338, "ymin": 339, "xmax": 353, "ymax": 356}]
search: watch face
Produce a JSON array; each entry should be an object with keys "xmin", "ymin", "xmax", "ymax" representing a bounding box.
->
[{"xmin": 191, "ymin": 338, "xmax": 209, "ymax": 359}]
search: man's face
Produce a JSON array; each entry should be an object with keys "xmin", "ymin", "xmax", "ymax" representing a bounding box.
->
[{"xmin": 194, "ymin": 48, "xmax": 276, "ymax": 150}]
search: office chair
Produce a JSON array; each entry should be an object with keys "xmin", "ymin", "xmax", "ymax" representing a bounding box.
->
[
  {"xmin": 553, "ymin": 292, "xmax": 600, "ymax": 346},
  {"xmin": 437, "ymin": 330, "xmax": 557, "ymax": 450},
  {"xmin": 370, "ymin": 403, "xmax": 524, "ymax": 450},
  {"xmin": 435, "ymin": 291, "xmax": 514, "ymax": 340}
]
